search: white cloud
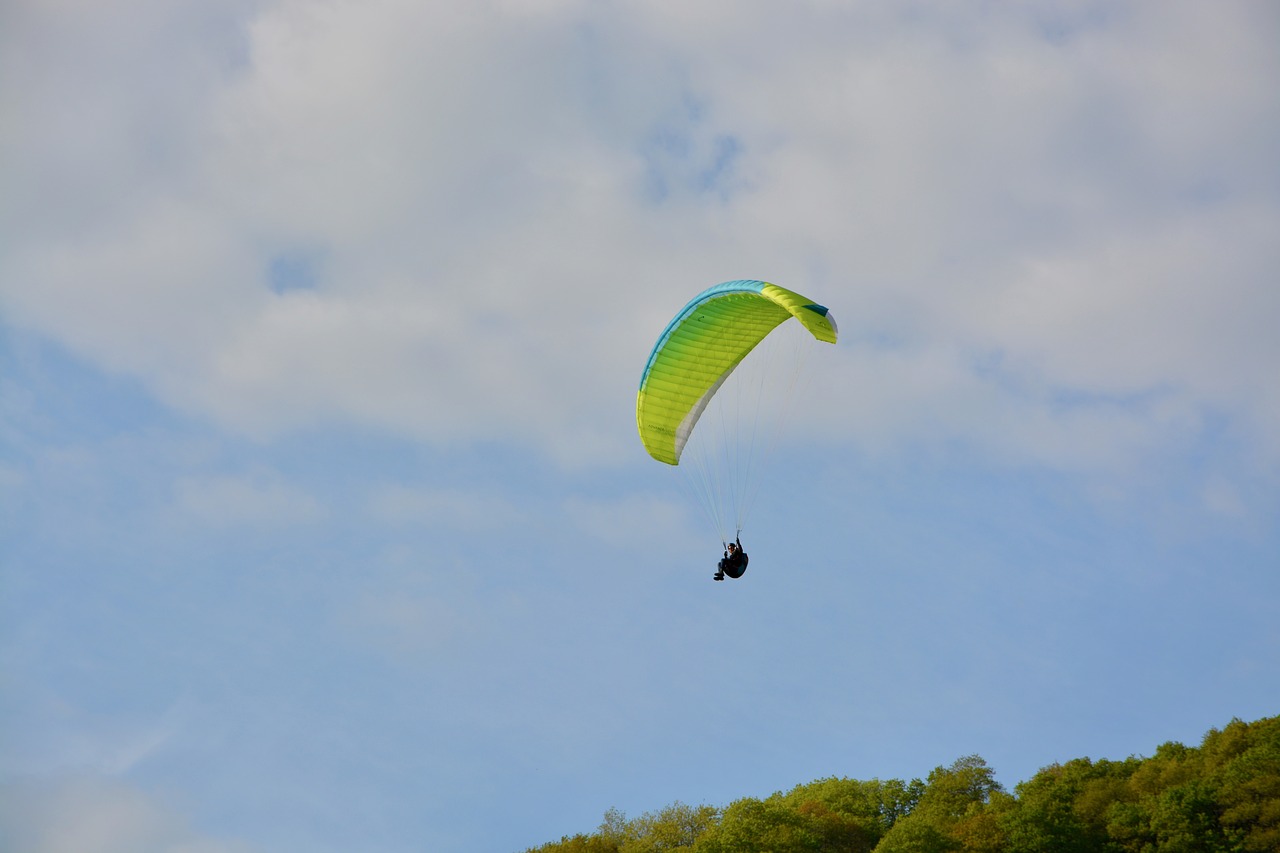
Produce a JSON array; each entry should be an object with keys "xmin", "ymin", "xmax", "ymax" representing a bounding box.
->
[
  {"xmin": 0, "ymin": 462, "xmax": 27, "ymax": 515},
  {"xmin": 1, "ymin": 684, "xmax": 198, "ymax": 779},
  {"xmin": 0, "ymin": 776, "xmax": 256, "ymax": 853},
  {"xmin": 175, "ymin": 471, "xmax": 326, "ymax": 527},
  {"xmin": 2, "ymin": 0, "xmax": 1276, "ymax": 479},
  {"xmin": 561, "ymin": 492, "xmax": 695, "ymax": 545},
  {"xmin": 365, "ymin": 482, "xmax": 516, "ymax": 532},
  {"xmin": 340, "ymin": 587, "xmax": 463, "ymax": 659}
]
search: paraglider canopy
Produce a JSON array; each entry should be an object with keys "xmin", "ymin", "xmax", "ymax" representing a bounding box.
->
[{"xmin": 636, "ymin": 280, "xmax": 837, "ymax": 466}]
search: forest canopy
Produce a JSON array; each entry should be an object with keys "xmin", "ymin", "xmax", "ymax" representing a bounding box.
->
[{"xmin": 523, "ymin": 714, "xmax": 1278, "ymax": 853}]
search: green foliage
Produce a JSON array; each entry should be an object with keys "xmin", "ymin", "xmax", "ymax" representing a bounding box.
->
[
  {"xmin": 1098, "ymin": 717, "xmax": 1280, "ymax": 853},
  {"xmin": 523, "ymin": 715, "xmax": 1280, "ymax": 853},
  {"xmin": 526, "ymin": 832, "xmax": 619, "ymax": 853},
  {"xmin": 915, "ymin": 755, "xmax": 1004, "ymax": 822},
  {"xmin": 621, "ymin": 802, "xmax": 719, "ymax": 853},
  {"xmin": 1206, "ymin": 716, "xmax": 1280, "ymax": 852},
  {"xmin": 692, "ymin": 794, "xmax": 878, "ymax": 853},
  {"xmin": 868, "ymin": 755, "xmax": 1007, "ymax": 853},
  {"xmin": 1002, "ymin": 757, "xmax": 1140, "ymax": 852},
  {"xmin": 776, "ymin": 776, "xmax": 924, "ymax": 833},
  {"xmin": 873, "ymin": 814, "xmax": 960, "ymax": 853},
  {"xmin": 525, "ymin": 804, "xmax": 717, "ymax": 853}
]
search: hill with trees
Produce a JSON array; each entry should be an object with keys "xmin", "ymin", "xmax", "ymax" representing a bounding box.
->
[{"xmin": 523, "ymin": 714, "xmax": 1278, "ymax": 853}]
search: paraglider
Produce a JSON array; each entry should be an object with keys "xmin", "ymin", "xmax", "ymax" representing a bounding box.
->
[
  {"xmin": 715, "ymin": 536, "xmax": 748, "ymax": 581},
  {"xmin": 636, "ymin": 280, "xmax": 837, "ymax": 579}
]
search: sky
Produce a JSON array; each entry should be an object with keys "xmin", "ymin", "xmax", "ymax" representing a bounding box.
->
[{"xmin": 1, "ymin": 0, "xmax": 1278, "ymax": 850}]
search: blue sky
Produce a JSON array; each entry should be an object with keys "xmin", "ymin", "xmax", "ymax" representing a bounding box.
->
[{"xmin": 2, "ymin": 1, "xmax": 1278, "ymax": 851}]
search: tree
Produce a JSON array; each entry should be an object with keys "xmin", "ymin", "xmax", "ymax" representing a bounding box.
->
[
  {"xmin": 1002, "ymin": 757, "xmax": 1138, "ymax": 852},
  {"xmin": 526, "ymin": 833, "xmax": 620, "ymax": 853},
  {"xmin": 693, "ymin": 794, "xmax": 876, "ymax": 853},
  {"xmin": 1205, "ymin": 716, "xmax": 1280, "ymax": 852},
  {"xmin": 871, "ymin": 756, "xmax": 1004, "ymax": 852},
  {"xmin": 620, "ymin": 802, "xmax": 718, "ymax": 853},
  {"xmin": 522, "ymin": 715, "xmax": 1280, "ymax": 853},
  {"xmin": 872, "ymin": 815, "xmax": 959, "ymax": 853},
  {"xmin": 916, "ymin": 755, "xmax": 1004, "ymax": 823},
  {"xmin": 777, "ymin": 776, "xmax": 922, "ymax": 837}
]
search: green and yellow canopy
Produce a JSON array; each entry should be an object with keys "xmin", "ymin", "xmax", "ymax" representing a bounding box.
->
[{"xmin": 637, "ymin": 280, "xmax": 837, "ymax": 465}]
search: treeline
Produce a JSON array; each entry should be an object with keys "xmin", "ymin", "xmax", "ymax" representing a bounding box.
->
[{"xmin": 524, "ymin": 714, "xmax": 1278, "ymax": 853}]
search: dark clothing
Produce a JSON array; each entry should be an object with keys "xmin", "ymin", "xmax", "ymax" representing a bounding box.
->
[{"xmin": 717, "ymin": 537, "xmax": 748, "ymax": 579}]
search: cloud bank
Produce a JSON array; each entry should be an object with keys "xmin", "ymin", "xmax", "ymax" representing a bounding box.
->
[{"xmin": 3, "ymin": 0, "xmax": 1277, "ymax": 479}]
